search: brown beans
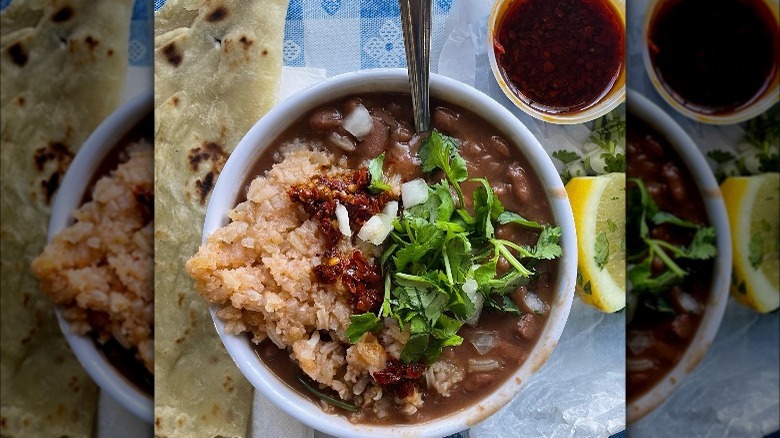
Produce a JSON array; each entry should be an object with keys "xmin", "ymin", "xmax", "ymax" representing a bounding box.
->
[
  {"xmin": 356, "ymin": 117, "xmax": 389, "ymax": 159},
  {"xmin": 508, "ymin": 165, "xmax": 530, "ymax": 203},
  {"xmin": 308, "ymin": 107, "xmax": 342, "ymax": 132},
  {"xmin": 514, "ymin": 313, "xmax": 537, "ymax": 340},
  {"xmin": 662, "ymin": 162, "xmax": 686, "ymax": 203},
  {"xmin": 464, "ymin": 373, "xmax": 495, "ymax": 393},
  {"xmin": 432, "ymin": 107, "xmax": 462, "ymax": 137},
  {"xmin": 489, "ymin": 136, "xmax": 512, "ymax": 158}
]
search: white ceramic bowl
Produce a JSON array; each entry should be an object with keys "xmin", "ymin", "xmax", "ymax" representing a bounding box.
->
[
  {"xmin": 487, "ymin": 0, "xmax": 626, "ymax": 124},
  {"xmin": 203, "ymin": 69, "xmax": 577, "ymax": 437},
  {"xmin": 47, "ymin": 91, "xmax": 154, "ymax": 423},
  {"xmin": 626, "ymin": 89, "xmax": 732, "ymax": 423},
  {"xmin": 641, "ymin": 0, "xmax": 780, "ymax": 125}
]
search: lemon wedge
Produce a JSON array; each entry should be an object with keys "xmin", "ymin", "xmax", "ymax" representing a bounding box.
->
[
  {"xmin": 721, "ymin": 173, "xmax": 779, "ymax": 313},
  {"xmin": 566, "ymin": 173, "xmax": 626, "ymax": 313}
]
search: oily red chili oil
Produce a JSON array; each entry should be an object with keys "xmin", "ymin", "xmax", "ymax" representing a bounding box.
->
[
  {"xmin": 647, "ymin": 0, "xmax": 779, "ymax": 115},
  {"xmin": 494, "ymin": 0, "xmax": 625, "ymax": 114}
]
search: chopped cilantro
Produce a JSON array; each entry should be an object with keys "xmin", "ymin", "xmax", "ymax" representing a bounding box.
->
[
  {"xmin": 553, "ymin": 109, "xmax": 626, "ymax": 184},
  {"xmin": 594, "ymin": 231, "xmax": 609, "ymax": 270},
  {"xmin": 627, "ymin": 178, "xmax": 717, "ymax": 309},
  {"xmin": 749, "ymin": 231, "xmax": 764, "ymax": 269},
  {"xmin": 345, "ymin": 313, "xmax": 383, "ymax": 343},
  {"xmin": 345, "ymin": 129, "xmax": 562, "ymax": 365},
  {"xmin": 368, "ymin": 153, "xmax": 391, "ymax": 193}
]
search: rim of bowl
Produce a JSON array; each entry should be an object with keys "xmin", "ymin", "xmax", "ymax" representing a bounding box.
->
[
  {"xmin": 203, "ymin": 68, "xmax": 576, "ymax": 437},
  {"xmin": 47, "ymin": 91, "xmax": 154, "ymax": 424},
  {"xmin": 487, "ymin": 0, "xmax": 627, "ymax": 125},
  {"xmin": 626, "ymin": 89, "xmax": 732, "ymax": 423},
  {"xmin": 641, "ymin": 0, "xmax": 780, "ymax": 125}
]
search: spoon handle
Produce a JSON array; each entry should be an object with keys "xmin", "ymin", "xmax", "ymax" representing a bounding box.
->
[{"xmin": 399, "ymin": 0, "xmax": 432, "ymax": 133}]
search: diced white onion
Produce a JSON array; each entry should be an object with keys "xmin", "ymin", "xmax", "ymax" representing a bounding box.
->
[
  {"xmin": 335, "ymin": 202, "xmax": 351, "ymax": 237},
  {"xmin": 462, "ymin": 278, "xmax": 478, "ymax": 295},
  {"xmin": 401, "ymin": 178, "xmax": 429, "ymax": 208},
  {"xmin": 463, "ymin": 278, "xmax": 484, "ymax": 326},
  {"xmin": 327, "ymin": 132, "xmax": 356, "ymax": 152},
  {"xmin": 523, "ymin": 291, "xmax": 547, "ymax": 315},
  {"xmin": 357, "ymin": 215, "xmax": 386, "ymax": 245},
  {"xmin": 588, "ymin": 152, "xmax": 608, "ymax": 174},
  {"xmin": 342, "ymin": 104, "xmax": 374, "ymax": 139},
  {"xmin": 470, "ymin": 330, "xmax": 498, "ymax": 355},
  {"xmin": 467, "ymin": 358, "xmax": 502, "ymax": 373},
  {"xmin": 627, "ymin": 358, "xmax": 655, "ymax": 372},
  {"xmin": 381, "ymin": 200, "xmax": 398, "ymax": 219},
  {"xmin": 627, "ymin": 331, "xmax": 654, "ymax": 355},
  {"xmin": 677, "ymin": 292, "xmax": 701, "ymax": 315},
  {"xmin": 566, "ymin": 160, "xmax": 586, "ymax": 178}
]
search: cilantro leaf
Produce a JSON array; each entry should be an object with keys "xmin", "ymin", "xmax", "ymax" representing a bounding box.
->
[
  {"xmin": 368, "ymin": 153, "xmax": 391, "ymax": 193},
  {"xmin": 528, "ymin": 226, "xmax": 563, "ymax": 260},
  {"xmin": 749, "ymin": 231, "xmax": 764, "ymax": 268},
  {"xmin": 345, "ymin": 313, "xmax": 383, "ymax": 343},
  {"xmin": 497, "ymin": 211, "xmax": 544, "ymax": 229},
  {"xmin": 552, "ymin": 150, "xmax": 581, "ymax": 164},
  {"xmin": 594, "ymin": 231, "xmax": 609, "ymax": 270},
  {"xmin": 418, "ymin": 130, "xmax": 467, "ymax": 205},
  {"xmin": 707, "ymin": 150, "xmax": 736, "ymax": 165}
]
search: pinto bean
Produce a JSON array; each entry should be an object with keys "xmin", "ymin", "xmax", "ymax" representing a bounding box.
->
[
  {"xmin": 432, "ymin": 107, "xmax": 462, "ymax": 137},
  {"xmin": 508, "ymin": 165, "xmax": 530, "ymax": 204},
  {"xmin": 671, "ymin": 313, "xmax": 693, "ymax": 339},
  {"xmin": 386, "ymin": 143, "xmax": 422, "ymax": 180},
  {"xmin": 514, "ymin": 313, "xmax": 537, "ymax": 340},
  {"xmin": 308, "ymin": 107, "xmax": 342, "ymax": 132},
  {"xmin": 356, "ymin": 117, "xmax": 389, "ymax": 159},
  {"xmin": 662, "ymin": 162, "xmax": 686, "ymax": 203},
  {"xmin": 391, "ymin": 123, "xmax": 414, "ymax": 143},
  {"xmin": 489, "ymin": 136, "xmax": 512, "ymax": 158},
  {"xmin": 464, "ymin": 373, "xmax": 495, "ymax": 393}
]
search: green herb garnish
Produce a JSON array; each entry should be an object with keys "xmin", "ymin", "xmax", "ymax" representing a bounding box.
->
[
  {"xmin": 346, "ymin": 129, "xmax": 562, "ymax": 365},
  {"xmin": 553, "ymin": 109, "xmax": 626, "ymax": 184},
  {"xmin": 627, "ymin": 178, "xmax": 716, "ymax": 306},
  {"xmin": 368, "ymin": 153, "xmax": 391, "ymax": 193},
  {"xmin": 297, "ymin": 375, "xmax": 358, "ymax": 412},
  {"xmin": 708, "ymin": 106, "xmax": 779, "ymax": 181}
]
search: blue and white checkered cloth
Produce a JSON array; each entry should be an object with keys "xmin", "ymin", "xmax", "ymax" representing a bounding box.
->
[{"xmin": 155, "ymin": 0, "xmax": 453, "ymax": 76}]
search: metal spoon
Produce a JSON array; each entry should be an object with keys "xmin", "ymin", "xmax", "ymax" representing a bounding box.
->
[{"xmin": 399, "ymin": 0, "xmax": 432, "ymax": 133}]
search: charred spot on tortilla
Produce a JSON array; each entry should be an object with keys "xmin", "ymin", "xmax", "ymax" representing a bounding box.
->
[
  {"xmin": 107, "ymin": 49, "xmax": 114, "ymax": 56},
  {"xmin": 171, "ymin": 96, "xmax": 180, "ymax": 106},
  {"xmin": 196, "ymin": 172, "xmax": 216, "ymax": 204},
  {"xmin": 262, "ymin": 49, "xmax": 268, "ymax": 56},
  {"xmin": 16, "ymin": 97, "xmax": 25, "ymax": 107},
  {"xmin": 34, "ymin": 142, "xmax": 73, "ymax": 204},
  {"xmin": 51, "ymin": 7, "xmax": 74, "ymax": 23},
  {"xmin": 239, "ymin": 36, "xmax": 253, "ymax": 49},
  {"xmin": 163, "ymin": 42, "xmax": 182, "ymax": 66},
  {"xmin": 34, "ymin": 142, "xmax": 72, "ymax": 172},
  {"xmin": 42, "ymin": 173, "xmax": 61, "ymax": 204},
  {"xmin": 206, "ymin": 7, "xmax": 228, "ymax": 22},
  {"xmin": 84, "ymin": 35, "xmax": 98, "ymax": 51},
  {"xmin": 188, "ymin": 141, "xmax": 228, "ymax": 171},
  {"xmin": 7, "ymin": 42, "xmax": 28, "ymax": 67}
]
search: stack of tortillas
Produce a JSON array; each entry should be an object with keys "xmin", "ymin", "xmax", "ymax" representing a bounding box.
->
[
  {"xmin": 0, "ymin": 0, "xmax": 133, "ymax": 436},
  {"xmin": 153, "ymin": 0, "xmax": 289, "ymax": 436}
]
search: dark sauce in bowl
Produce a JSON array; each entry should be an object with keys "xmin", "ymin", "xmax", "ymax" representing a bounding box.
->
[
  {"xmin": 494, "ymin": 0, "xmax": 625, "ymax": 114},
  {"xmin": 647, "ymin": 0, "xmax": 779, "ymax": 115}
]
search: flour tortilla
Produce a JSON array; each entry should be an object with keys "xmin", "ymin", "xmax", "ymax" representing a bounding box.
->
[
  {"xmin": 153, "ymin": 1, "xmax": 288, "ymax": 436},
  {"xmin": 0, "ymin": 1, "xmax": 132, "ymax": 436}
]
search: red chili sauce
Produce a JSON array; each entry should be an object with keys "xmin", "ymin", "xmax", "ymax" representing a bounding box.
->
[
  {"xmin": 494, "ymin": 0, "xmax": 625, "ymax": 114},
  {"xmin": 647, "ymin": 0, "xmax": 779, "ymax": 115}
]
